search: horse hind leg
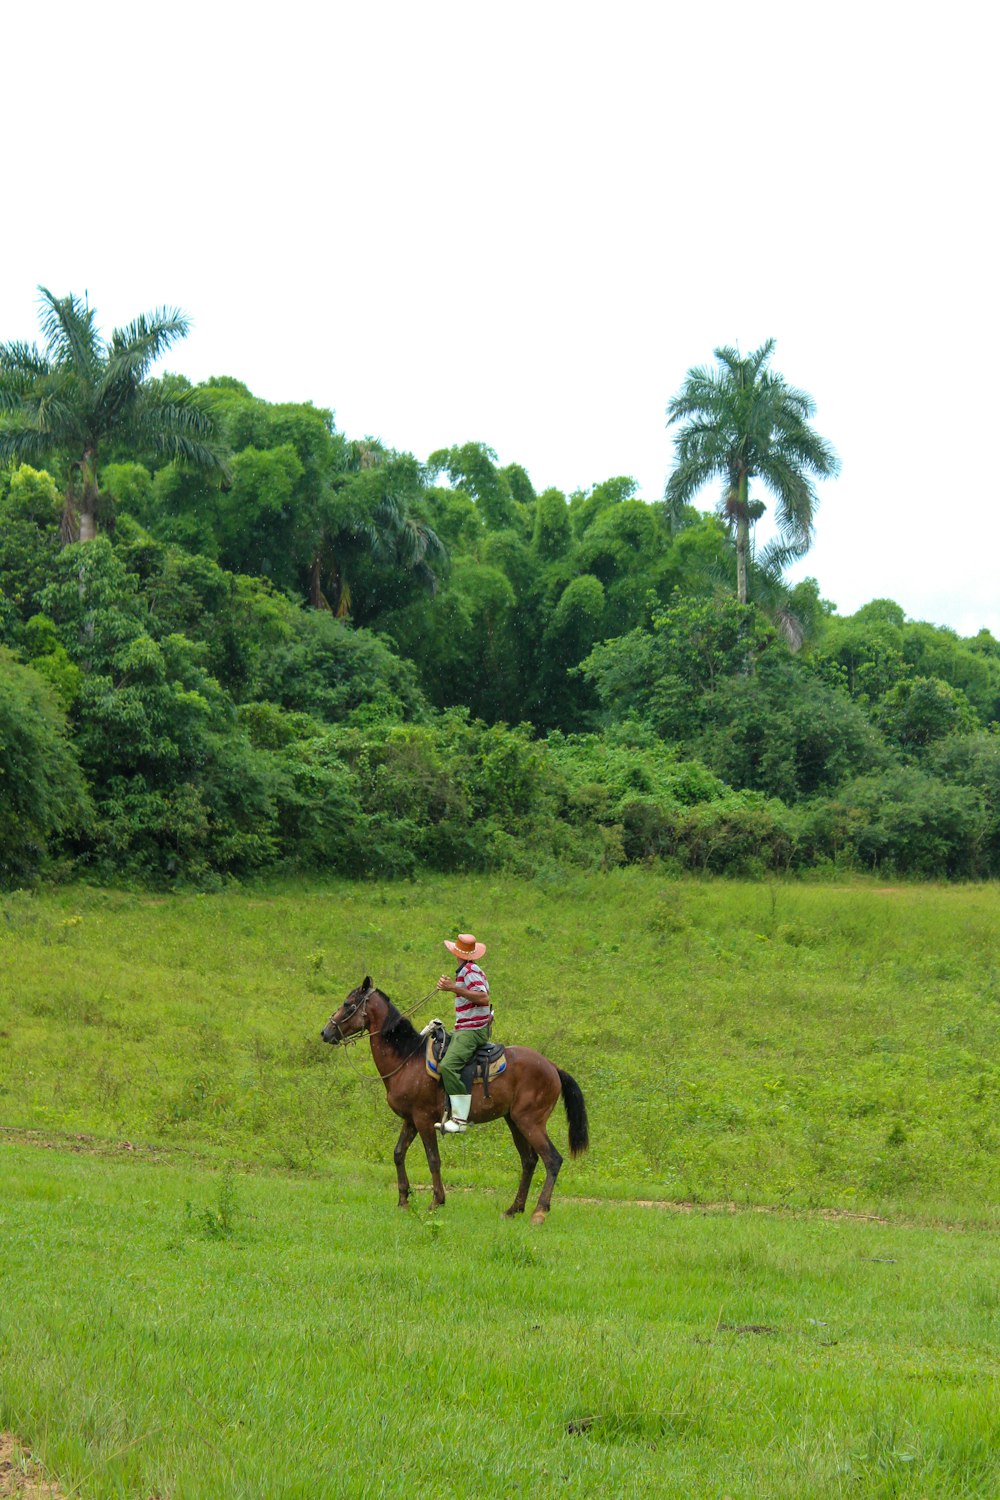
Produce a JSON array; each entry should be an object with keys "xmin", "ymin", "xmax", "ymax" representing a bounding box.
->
[
  {"xmin": 515, "ymin": 1118, "xmax": 563, "ymax": 1225},
  {"xmin": 503, "ymin": 1117, "xmax": 538, "ymax": 1218},
  {"xmin": 393, "ymin": 1119, "xmax": 417, "ymax": 1208}
]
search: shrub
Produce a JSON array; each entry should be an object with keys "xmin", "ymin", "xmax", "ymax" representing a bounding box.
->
[{"xmin": 805, "ymin": 767, "xmax": 986, "ymax": 877}]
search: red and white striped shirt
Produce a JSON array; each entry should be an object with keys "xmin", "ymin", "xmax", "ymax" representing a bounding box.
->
[{"xmin": 454, "ymin": 961, "xmax": 493, "ymax": 1030}]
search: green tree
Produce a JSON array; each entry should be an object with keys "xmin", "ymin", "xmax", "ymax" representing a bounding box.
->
[
  {"xmin": 531, "ymin": 488, "xmax": 571, "ymax": 560},
  {"xmin": 581, "ymin": 594, "xmax": 766, "ymax": 738},
  {"xmin": 0, "ymin": 288, "xmax": 225, "ymax": 542},
  {"xmin": 0, "ymin": 465, "xmax": 63, "ymax": 616},
  {"xmin": 222, "ymin": 443, "xmax": 308, "ymax": 588},
  {"xmin": 691, "ymin": 654, "xmax": 886, "ymax": 801},
  {"xmin": 427, "ymin": 443, "xmax": 524, "ymax": 532},
  {"xmin": 813, "ymin": 604, "xmax": 911, "ymax": 704},
  {"xmin": 568, "ymin": 475, "xmax": 637, "ymax": 540},
  {"xmin": 930, "ymin": 732, "xmax": 1000, "ymax": 874},
  {"xmin": 665, "ymin": 341, "xmax": 839, "ymax": 604},
  {"xmin": 0, "ymin": 647, "xmax": 90, "ymax": 882},
  {"xmin": 532, "ymin": 574, "xmax": 607, "ymax": 730},
  {"xmin": 37, "ymin": 539, "xmax": 276, "ymax": 880},
  {"xmin": 878, "ymin": 676, "xmax": 979, "ymax": 753},
  {"xmin": 814, "ymin": 766, "xmax": 985, "ymax": 877}
]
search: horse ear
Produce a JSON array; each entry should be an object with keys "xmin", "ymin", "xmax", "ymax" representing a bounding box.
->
[{"xmin": 362, "ymin": 975, "xmax": 372, "ymax": 992}]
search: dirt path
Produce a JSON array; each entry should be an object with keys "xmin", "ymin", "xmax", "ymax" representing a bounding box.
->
[
  {"xmin": 563, "ymin": 1192, "xmax": 892, "ymax": 1225},
  {"xmin": 1, "ymin": 1125, "xmax": 991, "ymax": 1233}
]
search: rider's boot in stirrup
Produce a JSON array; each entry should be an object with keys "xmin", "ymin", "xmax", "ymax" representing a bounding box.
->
[{"xmin": 438, "ymin": 1094, "xmax": 471, "ymax": 1133}]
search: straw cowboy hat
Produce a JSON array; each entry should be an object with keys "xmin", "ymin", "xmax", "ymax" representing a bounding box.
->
[{"xmin": 444, "ymin": 932, "xmax": 487, "ymax": 963}]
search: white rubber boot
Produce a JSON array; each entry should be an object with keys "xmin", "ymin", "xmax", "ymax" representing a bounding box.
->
[{"xmin": 440, "ymin": 1095, "xmax": 471, "ymax": 1133}]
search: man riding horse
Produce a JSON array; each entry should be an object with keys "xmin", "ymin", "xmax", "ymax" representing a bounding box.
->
[
  {"xmin": 320, "ymin": 932, "xmax": 589, "ymax": 1221},
  {"xmin": 434, "ymin": 932, "xmax": 493, "ymax": 1135}
]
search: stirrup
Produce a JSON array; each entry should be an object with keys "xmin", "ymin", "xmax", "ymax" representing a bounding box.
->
[{"xmin": 438, "ymin": 1116, "xmax": 467, "ymax": 1134}]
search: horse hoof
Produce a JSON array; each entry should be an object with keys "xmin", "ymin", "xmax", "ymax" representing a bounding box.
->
[
  {"xmin": 503, "ymin": 1207, "xmax": 523, "ymax": 1219},
  {"xmin": 530, "ymin": 1210, "xmax": 548, "ymax": 1226},
  {"xmin": 397, "ymin": 1200, "xmax": 410, "ymax": 1210}
]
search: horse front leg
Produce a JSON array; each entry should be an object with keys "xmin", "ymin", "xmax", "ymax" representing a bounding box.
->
[
  {"xmin": 503, "ymin": 1117, "xmax": 538, "ymax": 1217},
  {"xmin": 393, "ymin": 1119, "xmax": 417, "ymax": 1208},
  {"xmin": 417, "ymin": 1123, "xmax": 446, "ymax": 1209}
]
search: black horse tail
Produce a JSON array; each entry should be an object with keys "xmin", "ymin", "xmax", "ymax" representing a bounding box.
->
[{"xmin": 558, "ymin": 1069, "xmax": 589, "ymax": 1157}]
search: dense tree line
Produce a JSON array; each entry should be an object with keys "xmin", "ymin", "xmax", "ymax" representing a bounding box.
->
[{"xmin": 1, "ymin": 296, "xmax": 998, "ymax": 885}]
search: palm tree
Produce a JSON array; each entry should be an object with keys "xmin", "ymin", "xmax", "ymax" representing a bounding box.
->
[
  {"xmin": 665, "ymin": 340, "xmax": 838, "ymax": 604},
  {"xmin": 309, "ymin": 444, "xmax": 446, "ymax": 617},
  {"xmin": 0, "ymin": 287, "xmax": 226, "ymax": 542}
]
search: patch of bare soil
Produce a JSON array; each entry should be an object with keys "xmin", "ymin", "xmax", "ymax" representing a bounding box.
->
[
  {"xmin": 0, "ymin": 1127, "xmax": 164, "ymax": 1162},
  {"xmin": 0, "ymin": 1434, "xmax": 65, "ymax": 1500},
  {"xmin": 566, "ymin": 1193, "xmax": 892, "ymax": 1225}
]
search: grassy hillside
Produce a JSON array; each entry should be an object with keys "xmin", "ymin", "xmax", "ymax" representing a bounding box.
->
[{"xmin": 2, "ymin": 874, "xmax": 999, "ymax": 1220}]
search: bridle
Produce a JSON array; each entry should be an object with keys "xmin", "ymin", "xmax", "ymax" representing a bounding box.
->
[
  {"xmin": 327, "ymin": 987, "xmax": 371, "ymax": 1045},
  {"xmin": 325, "ymin": 984, "xmax": 440, "ymax": 1081}
]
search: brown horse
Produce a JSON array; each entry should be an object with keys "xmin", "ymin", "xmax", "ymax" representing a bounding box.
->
[{"xmin": 321, "ymin": 978, "xmax": 589, "ymax": 1223}]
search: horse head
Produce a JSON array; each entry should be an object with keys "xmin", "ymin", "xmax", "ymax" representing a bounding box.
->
[{"xmin": 321, "ymin": 977, "xmax": 374, "ymax": 1045}]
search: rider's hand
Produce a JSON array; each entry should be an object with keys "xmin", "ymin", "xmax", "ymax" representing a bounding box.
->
[{"xmin": 437, "ymin": 975, "xmax": 455, "ymax": 992}]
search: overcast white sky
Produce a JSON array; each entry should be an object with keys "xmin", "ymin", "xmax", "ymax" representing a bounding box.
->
[{"xmin": 4, "ymin": 1, "xmax": 996, "ymax": 635}]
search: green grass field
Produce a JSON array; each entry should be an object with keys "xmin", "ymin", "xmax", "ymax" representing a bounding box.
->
[{"xmin": 2, "ymin": 874, "xmax": 999, "ymax": 1497}]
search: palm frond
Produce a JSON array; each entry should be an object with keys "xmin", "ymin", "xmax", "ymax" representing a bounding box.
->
[
  {"xmin": 106, "ymin": 309, "xmax": 190, "ymax": 385},
  {"xmin": 411, "ymin": 558, "xmax": 439, "ymax": 596},
  {"xmin": 347, "ymin": 437, "xmax": 387, "ymax": 471},
  {"xmin": 776, "ymin": 422, "xmax": 840, "ymax": 480},
  {"xmin": 36, "ymin": 287, "xmax": 101, "ymax": 380},
  {"xmin": 0, "ymin": 363, "xmax": 84, "ymax": 446},
  {"xmin": 666, "ymin": 366, "xmax": 728, "ymax": 426},
  {"xmin": 755, "ymin": 455, "xmax": 816, "ymax": 545},
  {"xmin": 396, "ymin": 517, "xmax": 443, "ymax": 569},
  {"xmin": 0, "ymin": 428, "xmax": 64, "ymax": 465},
  {"xmin": 0, "ymin": 346, "xmax": 53, "ymax": 415},
  {"xmin": 26, "ymin": 389, "xmax": 85, "ymax": 440},
  {"xmin": 755, "ymin": 536, "xmax": 808, "ymax": 577},
  {"xmin": 0, "ymin": 340, "xmax": 50, "ymax": 378},
  {"xmin": 750, "ymin": 537, "xmax": 808, "ymax": 651},
  {"xmin": 119, "ymin": 389, "xmax": 229, "ymax": 476},
  {"xmin": 418, "ymin": 521, "xmax": 446, "ymax": 564},
  {"xmin": 771, "ymin": 608, "xmax": 806, "ymax": 653},
  {"xmin": 744, "ymin": 339, "xmax": 777, "ymax": 381},
  {"xmin": 665, "ymin": 452, "xmax": 729, "ymax": 510}
]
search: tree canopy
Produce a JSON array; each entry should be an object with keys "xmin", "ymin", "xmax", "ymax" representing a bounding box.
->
[
  {"xmin": 2, "ymin": 304, "xmax": 997, "ymax": 886},
  {"xmin": 0, "ymin": 289, "xmax": 225, "ymax": 542}
]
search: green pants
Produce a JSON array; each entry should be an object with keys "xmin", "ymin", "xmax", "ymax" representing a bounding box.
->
[{"xmin": 439, "ymin": 1025, "xmax": 491, "ymax": 1095}]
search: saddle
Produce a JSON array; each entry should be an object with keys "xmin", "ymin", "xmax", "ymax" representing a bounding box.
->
[{"xmin": 423, "ymin": 1019, "xmax": 507, "ymax": 1097}]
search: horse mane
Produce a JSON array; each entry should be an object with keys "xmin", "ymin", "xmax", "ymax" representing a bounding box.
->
[{"xmin": 375, "ymin": 992, "xmax": 426, "ymax": 1059}]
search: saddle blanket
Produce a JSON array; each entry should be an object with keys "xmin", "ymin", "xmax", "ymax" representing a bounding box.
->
[{"xmin": 423, "ymin": 1019, "xmax": 507, "ymax": 1090}]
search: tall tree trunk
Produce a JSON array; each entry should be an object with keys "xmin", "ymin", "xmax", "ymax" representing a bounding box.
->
[
  {"xmin": 60, "ymin": 480, "xmax": 79, "ymax": 544},
  {"xmin": 78, "ymin": 451, "xmax": 99, "ymax": 543},
  {"xmin": 735, "ymin": 516, "xmax": 749, "ymax": 604},
  {"xmin": 328, "ymin": 557, "xmax": 350, "ymax": 618},
  {"xmin": 309, "ymin": 555, "xmax": 331, "ymax": 611},
  {"xmin": 735, "ymin": 502, "xmax": 749, "ymax": 607}
]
